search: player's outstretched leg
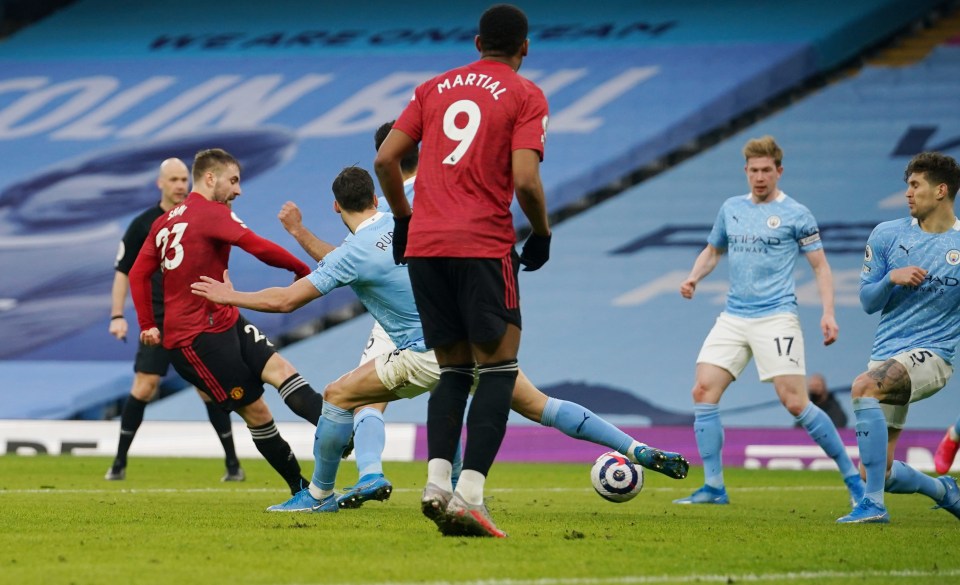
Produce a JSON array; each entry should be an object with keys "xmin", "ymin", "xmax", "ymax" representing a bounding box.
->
[
  {"xmin": 530, "ymin": 390, "xmax": 689, "ymax": 479},
  {"xmin": 884, "ymin": 460, "xmax": 960, "ymax": 521}
]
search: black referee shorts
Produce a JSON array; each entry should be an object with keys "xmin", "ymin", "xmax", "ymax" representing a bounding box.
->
[
  {"xmin": 134, "ymin": 341, "xmax": 171, "ymax": 376},
  {"xmin": 407, "ymin": 250, "xmax": 522, "ymax": 348}
]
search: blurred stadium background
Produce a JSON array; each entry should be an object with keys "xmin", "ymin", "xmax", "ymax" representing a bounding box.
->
[{"xmin": 1, "ymin": 0, "xmax": 959, "ymax": 472}]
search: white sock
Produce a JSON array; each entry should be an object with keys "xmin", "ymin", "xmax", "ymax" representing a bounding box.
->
[
  {"xmin": 625, "ymin": 440, "xmax": 643, "ymax": 463},
  {"xmin": 427, "ymin": 458, "xmax": 453, "ymax": 492},
  {"xmin": 307, "ymin": 483, "xmax": 332, "ymax": 500},
  {"xmin": 455, "ymin": 470, "xmax": 486, "ymax": 505}
]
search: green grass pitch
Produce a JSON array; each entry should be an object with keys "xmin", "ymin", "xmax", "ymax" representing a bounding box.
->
[{"xmin": 1, "ymin": 455, "xmax": 958, "ymax": 585}]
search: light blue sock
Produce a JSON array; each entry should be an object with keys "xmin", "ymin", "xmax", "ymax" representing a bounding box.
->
[
  {"xmin": 311, "ymin": 403, "xmax": 354, "ymax": 492},
  {"xmin": 885, "ymin": 460, "xmax": 946, "ymax": 501},
  {"xmin": 353, "ymin": 407, "xmax": 385, "ymax": 478},
  {"xmin": 796, "ymin": 402, "xmax": 858, "ymax": 478},
  {"xmin": 952, "ymin": 416, "xmax": 960, "ymax": 438},
  {"xmin": 853, "ymin": 397, "xmax": 887, "ymax": 506},
  {"xmin": 541, "ymin": 398, "xmax": 633, "ymax": 454},
  {"xmin": 694, "ymin": 403, "xmax": 724, "ymax": 489}
]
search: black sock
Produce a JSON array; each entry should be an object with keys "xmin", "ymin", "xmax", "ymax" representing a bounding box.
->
[
  {"xmin": 277, "ymin": 373, "xmax": 323, "ymax": 425},
  {"xmin": 248, "ymin": 419, "xmax": 306, "ymax": 494},
  {"xmin": 463, "ymin": 361, "xmax": 518, "ymax": 476},
  {"xmin": 113, "ymin": 396, "xmax": 148, "ymax": 468},
  {"xmin": 204, "ymin": 402, "xmax": 240, "ymax": 471},
  {"xmin": 426, "ymin": 364, "xmax": 475, "ymax": 462}
]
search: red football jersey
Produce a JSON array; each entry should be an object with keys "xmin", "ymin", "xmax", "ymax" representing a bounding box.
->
[
  {"xmin": 394, "ymin": 59, "xmax": 548, "ymax": 258},
  {"xmin": 132, "ymin": 193, "xmax": 246, "ymax": 348}
]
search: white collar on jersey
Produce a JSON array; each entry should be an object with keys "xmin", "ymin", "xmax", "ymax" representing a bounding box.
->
[
  {"xmin": 742, "ymin": 190, "xmax": 786, "ymax": 202},
  {"xmin": 356, "ymin": 211, "xmax": 385, "ymax": 233},
  {"xmin": 909, "ymin": 217, "xmax": 960, "ymax": 230}
]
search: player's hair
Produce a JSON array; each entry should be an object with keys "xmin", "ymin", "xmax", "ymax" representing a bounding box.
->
[
  {"xmin": 478, "ymin": 4, "xmax": 528, "ymax": 57},
  {"xmin": 374, "ymin": 120, "xmax": 419, "ymax": 174},
  {"xmin": 332, "ymin": 166, "xmax": 376, "ymax": 213},
  {"xmin": 904, "ymin": 152, "xmax": 960, "ymax": 200},
  {"xmin": 192, "ymin": 148, "xmax": 241, "ymax": 183},
  {"xmin": 742, "ymin": 136, "xmax": 783, "ymax": 167}
]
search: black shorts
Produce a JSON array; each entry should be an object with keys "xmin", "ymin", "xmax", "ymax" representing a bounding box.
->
[
  {"xmin": 169, "ymin": 315, "xmax": 276, "ymax": 411},
  {"xmin": 134, "ymin": 341, "xmax": 171, "ymax": 376},
  {"xmin": 407, "ymin": 250, "xmax": 522, "ymax": 348}
]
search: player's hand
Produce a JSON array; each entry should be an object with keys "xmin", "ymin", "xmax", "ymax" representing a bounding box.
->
[
  {"xmin": 109, "ymin": 316, "xmax": 128, "ymax": 341},
  {"xmin": 278, "ymin": 202, "xmax": 303, "ymax": 235},
  {"xmin": 889, "ymin": 266, "xmax": 928, "ymax": 287},
  {"xmin": 392, "ymin": 214, "xmax": 411, "ymax": 265},
  {"xmin": 519, "ymin": 232, "xmax": 551, "ymax": 271},
  {"xmin": 821, "ymin": 313, "xmax": 839, "ymax": 346},
  {"xmin": 191, "ymin": 270, "xmax": 235, "ymax": 305},
  {"xmin": 140, "ymin": 327, "xmax": 161, "ymax": 346},
  {"xmin": 680, "ymin": 279, "xmax": 697, "ymax": 299}
]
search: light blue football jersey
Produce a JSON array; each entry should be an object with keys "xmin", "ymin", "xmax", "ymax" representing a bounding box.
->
[
  {"xmin": 377, "ymin": 176, "xmax": 415, "ymax": 213},
  {"xmin": 707, "ymin": 192, "xmax": 823, "ymax": 318},
  {"xmin": 861, "ymin": 217, "xmax": 960, "ymax": 363},
  {"xmin": 307, "ymin": 211, "xmax": 426, "ymax": 352}
]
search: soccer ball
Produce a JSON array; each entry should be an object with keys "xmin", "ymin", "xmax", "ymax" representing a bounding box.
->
[{"xmin": 590, "ymin": 451, "xmax": 643, "ymax": 503}]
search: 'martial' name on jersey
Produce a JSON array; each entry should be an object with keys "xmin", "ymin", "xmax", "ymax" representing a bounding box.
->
[{"xmin": 437, "ymin": 73, "xmax": 506, "ymax": 100}]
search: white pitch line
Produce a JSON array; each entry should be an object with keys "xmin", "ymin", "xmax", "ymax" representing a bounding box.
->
[
  {"xmin": 309, "ymin": 569, "xmax": 960, "ymax": 585},
  {"xmin": 0, "ymin": 485, "xmax": 848, "ymax": 496}
]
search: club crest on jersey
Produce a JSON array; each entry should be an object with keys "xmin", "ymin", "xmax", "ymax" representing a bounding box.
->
[
  {"xmin": 766, "ymin": 215, "xmax": 781, "ymax": 229},
  {"xmin": 864, "ymin": 244, "xmax": 873, "ymax": 263},
  {"xmin": 230, "ymin": 387, "xmax": 244, "ymax": 400},
  {"xmin": 947, "ymin": 250, "xmax": 960, "ymax": 266}
]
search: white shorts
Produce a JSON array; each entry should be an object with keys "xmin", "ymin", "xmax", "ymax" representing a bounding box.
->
[
  {"xmin": 868, "ymin": 349, "xmax": 953, "ymax": 429},
  {"xmin": 359, "ymin": 321, "xmax": 397, "ymax": 367},
  {"xmin": 697, "ymin": 312, "xmax": 806, "ymax": 382},
  {"xmin": 374, "ymin": 347, "xmax": 440, "ymax": 399}
]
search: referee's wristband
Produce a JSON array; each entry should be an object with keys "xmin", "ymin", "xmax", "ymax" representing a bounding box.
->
[{"xmin": 110, "ymin": 315, "xmax": 125, "ymax": 320}]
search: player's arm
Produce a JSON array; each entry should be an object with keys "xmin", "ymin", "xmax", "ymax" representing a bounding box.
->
[
  {"xmin": 234, "ymin": 231, "xmax": 312, "ymax": 279},
  {"xmin": 805, "ymin": 248, "xmax": 839, "ymax": 346},
  {"xmin": 374, "ymin": 129, "xmax": 415, "ymax": 219},
  {"xmin": 514, "ymin": 149, "xmax": 550, "ymax": 237},
  {"xmin": 108, "ymin": 271, "xmax": 130, "ymax": 341},
  {"xmin": 278, "ymin": 201, "xmax": 336, "ymax": 262},
  {"xmin": 191, "ymin": 269, "xmax": 321, "ymax": 313},
  {"xmin": 680, "ymin": 244, "xmax": 723, "ymax": 299},
  {"xmin": 514, "ymin": 148, "xmax": 552, "ymax": 271},
  {"xmin": 129, "ymin": 244, "xmax": 161, "ymax": 346}
]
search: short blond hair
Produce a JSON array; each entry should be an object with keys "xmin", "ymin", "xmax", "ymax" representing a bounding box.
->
[{"xmin": 743, "ymin": 136, "xmax": 783, "ymax": 167}]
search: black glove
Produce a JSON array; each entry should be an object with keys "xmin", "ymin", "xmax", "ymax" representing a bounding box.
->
[
  {"xmin": 392, "ymin": 214, "xmax": 411, "ymax": 265},
  {"xmin": 519, "ymin": 232, "xmax": 551, "ymax": 271}
]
